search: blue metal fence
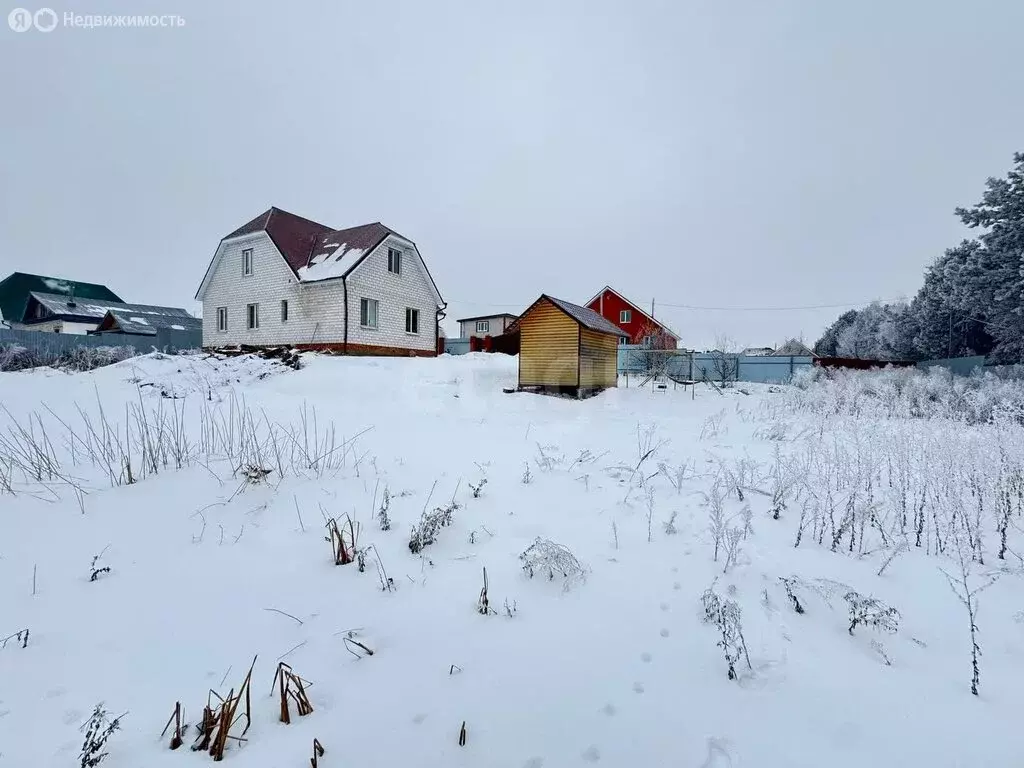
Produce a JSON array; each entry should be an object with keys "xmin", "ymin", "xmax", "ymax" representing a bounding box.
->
[
  {"xmin": 617, "ymin": 346, "xmax": 814, "ymax": 384},
  {"xmin": 0, "ymin": 326, "xmax": 201, "ymax": 356},
  {"xmin": 443, "ymin": 337, "xmax": 472, "ymax": 355}
]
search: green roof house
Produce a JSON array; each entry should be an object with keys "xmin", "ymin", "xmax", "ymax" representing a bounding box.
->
[{"xmin": 0, "ymin": 272, "xmax": 124, "ymax": 334}]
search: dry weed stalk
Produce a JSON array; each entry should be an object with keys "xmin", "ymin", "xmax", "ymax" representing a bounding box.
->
[
  {"xmin": 160, "ymin": 702, "xmax": 186, "ymax": 750},
  {"xmin": 325, "ymin": 515, "xmax": 359, "ymax": 565},
  {"xmin": 193, "ymin": 656, "xmax": 256, "ymax": 761},
  {"xmin": 271, "ymin": 662, "xmax": 315, "ymax": 724},
  {"xmin": 0, "ymin": 628, "xmax": 30, "ymax": 649},
  {"xmin": 311, "ymin": 738, "xmax": 326, "ymax": 767}
]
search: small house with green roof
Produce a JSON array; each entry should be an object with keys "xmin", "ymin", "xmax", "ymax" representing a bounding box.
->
[{"xmin": 0, "ymin": 272, "xmax": 124, "ymax": 334}]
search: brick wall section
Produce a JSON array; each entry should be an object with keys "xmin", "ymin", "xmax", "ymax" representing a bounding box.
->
[{"xmin": 200, "ymin": 231, "xmax": 439, "ymax": 354}]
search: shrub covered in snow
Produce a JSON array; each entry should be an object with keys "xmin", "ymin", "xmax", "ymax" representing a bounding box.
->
[
  {"xmin": 787, "ymin": 365, "xmax": 1024, "ymax": 425},
  {"xmin": 0, "ymin": 343, "xmax": 138, "ymax": 372},
  {"xmin": 519, "ymin": 537, "xmax": 586, "ymax": 586}
]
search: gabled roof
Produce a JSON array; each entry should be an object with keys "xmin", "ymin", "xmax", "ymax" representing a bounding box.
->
[
  {"xmin": 223, "ymin": 207, "xmax": 335, "ymax": 274},
  {"xmin": 455, "ymin": 312, "xmax": 519, "ymax": 323},
  {"xmin": 772, "ymin": 339, "xmax": 816, "ymax": 357},
  {"xmin": 584, "ymin": 285, "xmax": 680, "ymax": 340},
  {"xmin": 517, "ymin": 295, "xmax": 625, "ymax": 337},
  {"xmin": 204, "ymin": 207, "xmax": 444, "ymax": 306},
  {"xmin": 0, "ymin": 272, "xmax": 122, "ymax": 324},
  {"xmin": 24, "ymin": 292, "xmax": 197, "ymax": 329}
]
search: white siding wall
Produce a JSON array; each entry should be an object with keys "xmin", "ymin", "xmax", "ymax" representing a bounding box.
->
[
  {"xmin": 459, "ymin": 315, "xmax": 513, "ymax": 339},
  {"xmin": 200, "ymin": 232, "xmax": 343, "ymax": 347},
  {"xmin": 199, "ymin": 231, "xmax": 437, "ymax": 352},
  {"xmin": 344, "ymin": 235, "xmax": 437, "ymax": 353},
  {"xmin": 7, "ymin": 320, "xmax": 95, "ymax": 334}
]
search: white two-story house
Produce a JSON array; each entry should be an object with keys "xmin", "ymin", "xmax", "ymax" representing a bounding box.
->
[{"xmin": 195, "ymin": 207, "xmax": 446, "ymax": 355}]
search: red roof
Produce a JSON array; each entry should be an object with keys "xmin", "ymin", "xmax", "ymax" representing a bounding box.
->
[
  {"xmin": 224, "ymin": 208, "xmax": 335, "ymax": 273},
  {"xmin": 208, "ymin": 207, "xmax": 444, "ymax": 305}
]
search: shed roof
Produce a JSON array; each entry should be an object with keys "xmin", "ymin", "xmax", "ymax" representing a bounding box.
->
[{"xmin": 518, "ymin": 295, "xmax": 625, "ymax": 336}]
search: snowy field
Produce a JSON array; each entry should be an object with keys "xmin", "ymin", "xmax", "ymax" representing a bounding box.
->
[{"xmin": 1, "ymin": 352, "xmax": 1023, "ymax": 767}]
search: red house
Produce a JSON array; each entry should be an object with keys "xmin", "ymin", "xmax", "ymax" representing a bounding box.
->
[{"xmin": 585, "ymin": 286, "xmax": 680, "ymax": 348}]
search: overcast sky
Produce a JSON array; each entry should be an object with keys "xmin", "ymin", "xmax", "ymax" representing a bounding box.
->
[{"xmin": 2, "ymin": 0, "xmax": 1022, "ymax": 348}]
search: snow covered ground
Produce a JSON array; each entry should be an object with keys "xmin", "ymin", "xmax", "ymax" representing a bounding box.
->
[{"xmin": 1, "ymin": 352, "xmax": 1022, "ymax": 767}]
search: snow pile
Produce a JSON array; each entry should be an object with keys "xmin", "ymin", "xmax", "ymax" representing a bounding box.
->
[{"xmin": 1, "ymin": 355, "xmax": 1023, "ymax": 767}]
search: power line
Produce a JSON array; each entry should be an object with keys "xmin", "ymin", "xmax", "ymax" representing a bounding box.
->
[{"xmin": 444, "ymin": 296, "xmax": 904, "ymax": 313}]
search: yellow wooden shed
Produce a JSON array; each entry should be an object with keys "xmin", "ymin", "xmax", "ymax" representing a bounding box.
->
[{"xmin": 516, "ymin": 295, "xmax": 626, "ymax": 398}]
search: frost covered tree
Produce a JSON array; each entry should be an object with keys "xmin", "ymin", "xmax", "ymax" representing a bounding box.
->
[
  {"xmin": 815, "ymin": 152, "xmax": 1021, "ymax": 362},
  {"xmin": 814, "ymin": 309, "xmax": 858, "ymax": 357},
  {"xmin": 952, "ymin": 152, "xmax": 1024, "ymax": 363}
]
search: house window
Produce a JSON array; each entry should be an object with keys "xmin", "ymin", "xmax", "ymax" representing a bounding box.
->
[
  {"xmin": 476, "ymin": 320, "xmax": 490, "ymax": 334},
  {"xmin": 242, "ymin": 248, "xmax": 254, "ymax": 277},
  {"xmin": 280, "ymin": 299, "xmax": 289, "ymax": 323},
  {"xmin": 619, "ymin": 336, "xmax": 628, "ymax": 345},
  {"xmin": 387, "ymin": 248, "xmax": 402, "ymax": 275},
  {"xmin": 216, "ymin": 306, "xmax": 228, "ymax": 332},
  {"xmin": 406, "ymin": 307, "xmax": 420, "ymax": 334},
  {"xmin": 360, "ymin": 298, "xmax": 378, "ymax": 328},
  {"xmin": 620, "ymin": 309, "xmax": 632, "ymax": 323},
  {"xmin": 247, "ymin": 303, "xmax": 259, "ymax": 329}
]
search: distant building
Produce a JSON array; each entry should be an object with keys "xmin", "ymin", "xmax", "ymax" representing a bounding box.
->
[
  {"xmin": 584, "ymin": 286, "xmax": 679, "ymax": 348},
  {"xmin": 456, "ymin": 313, "xmax": 518, "ymax": 339},
  {"xmin": 0, "ymin": 272, "xmax": 124, "ymax": 333},
  {"xmin": 773, "ymin": 339, "xmax": 816, "ymax": 357},
  {"xmin": 742, "ymin": 346, "xmax": 775, "ymax": 357},
  {"xmin": 18, "ymin": 292, "xmax": 198, "ymax": 337}
]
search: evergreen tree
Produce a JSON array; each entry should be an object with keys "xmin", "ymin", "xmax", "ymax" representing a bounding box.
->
[{"xmin": 815, "ymin": 152, "xmax": 1020, "ymax": 362}]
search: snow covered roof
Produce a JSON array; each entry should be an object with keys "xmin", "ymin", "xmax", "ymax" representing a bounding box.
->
[
  {"xmin": 296, "ymin": 222, "xmax": 398, "ymax": 283},
  {"xmin": 25, "ymin": 292, "xmax": 198, "ymax": 333},
  {"xmin": 772, "ymin": 339, "xmax": 816, "ymax": 357},
  {"xmin": 102, "ymin": 310, "xmax": 202, "ymax": 336}
]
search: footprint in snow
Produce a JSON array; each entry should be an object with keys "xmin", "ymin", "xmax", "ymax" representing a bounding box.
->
[
  {"xmin": 601, "ymin": 703, "xmax": 617, "ymax": 716},
  {"xmin": 632, "ymin": 682, "xmax": 645, "ymax": 694},
  {"xmin": 672, "ymin": 582, "xmax": 681, "ymax": 591},
  {"xmin": 582, "ymin": 745, "xmax": 601, "ymax": 762},
  {"xmin": 659, "ymin": 602, "xmax": 670, "ymax": 611},
  {"xmin": 660, "ymin": 628, "xmax": 670, "ymax": 638},
  {"xmin": 522, "ymin": 759, "xmax": 544, "ymax": 768},
  {"xmin": 412, "ymin": 713, "xmax": 427, "ymax": 725},
  {"xmin": 641, "ymin": 652, "xmax": 653, "ymax": 663}
]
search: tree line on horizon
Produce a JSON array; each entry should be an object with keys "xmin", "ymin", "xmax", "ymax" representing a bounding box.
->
[{"xmin": 814, "ymin": 152, "xmax": 1024, "ymax": 364}]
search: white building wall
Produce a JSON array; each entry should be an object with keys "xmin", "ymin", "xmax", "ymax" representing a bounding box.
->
[
  {"xmin": 199, "ymin": 232, "xmax": 346, "ymax": 347},
  {"xmin": 459, "ymin": 315, "xmax": 513, "ymax": 339},
  {"xmin": 6, "ymin": 320, "xmax": 95, "ymax": 335},
  {"xmin": 342, "ymin": 235, "xmax": 437, "ymax": 353},
  {"xmin": 199, "ymin": 231, "xmax": 438, "ymax": 353}
]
